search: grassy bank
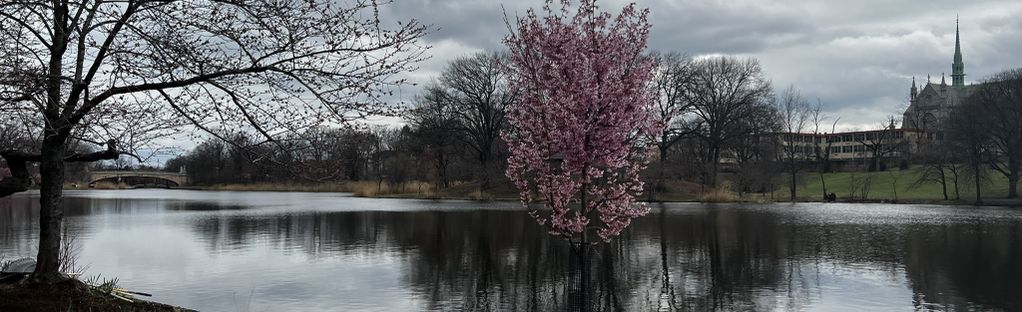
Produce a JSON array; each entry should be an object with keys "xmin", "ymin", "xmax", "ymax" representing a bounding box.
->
[
  {"xmin": 779, "ymin": 168, "xmax": 1012, "ymax": 202},
  {"xmin": 76, "ymin": 168, "xmax": 1019, "ymax": 205}
]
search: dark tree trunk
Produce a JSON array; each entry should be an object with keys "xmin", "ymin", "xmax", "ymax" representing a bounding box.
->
[
  {"xmin": 819, "ymin": 171, "xmax": 827, "ymax": 199},
  {"xmin": 1008, "ymin": 159, "xmax": 1019, "ymax": 198},
  {"xmin": 819, "ymin": 157, "xmax": 829, "ymax": 199},
  {"xmin": 479, "ymin": 157, "xmax": 490, "ymax": 191},
  {"xmin": 1008, "ymin": 174, "xmax": 1019, "ymax": 199},
  {"xmin": 789, "ymin": 169, "xmax": 797, "ymax": 202},
  {"xmin": 34, "ymin": 134, "xmax": 68, "ymax": 280},
  {"xmin": 953, "ymin": 172, "xmax": 961, "ymax": 200},
  {"xmin": 939, "ymin": 168, "xmax": 948, "ymax": 200},
  {"xmin": 710, "ymin": 147, "xmax": 720, "ymax": 188},
  {"xmin": 31, "ymin": 0, "xmax": 70, "ymax": 281},
  {"xmin": 435, "ymin": 150, "xmax": 449, "ymax": 188},
  {"xmin": 975, "ymin": 158, "xmax": 983, "ymax": 205}
]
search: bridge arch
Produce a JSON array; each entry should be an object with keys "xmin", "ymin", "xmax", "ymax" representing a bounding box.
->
[
  {"xmin": 88, "ymin": 170, "xmax": 189, "ymax": 188},
  {"xmin": 89, "ymin": 176, "xmax": 180, "ymax": 188}
]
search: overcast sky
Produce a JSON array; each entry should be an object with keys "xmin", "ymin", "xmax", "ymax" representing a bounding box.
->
[
  {"xmin": 378, "ymin": 0, "xmax": 1022, "ymax": 131},
  {"xmin": 144, "ymin": 0, "xmax": 1022, "ymax": 164}
]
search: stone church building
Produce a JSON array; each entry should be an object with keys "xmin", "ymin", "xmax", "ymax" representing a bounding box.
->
[{"xmin": 902, "ymin": 21, "xmax": 973, "ymax": 130}]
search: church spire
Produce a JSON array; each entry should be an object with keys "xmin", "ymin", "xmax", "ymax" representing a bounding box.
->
[
  {"xmin": 910, "ymin": 76, "xmax": 918, "ymax": 102},
  {"xmin": 952, "ymin": 16, "xmax": 965, "ymax": 86}
]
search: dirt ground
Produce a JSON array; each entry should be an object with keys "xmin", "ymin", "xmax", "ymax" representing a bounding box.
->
[{"xmin": 0, "ymin": 279, "xmax": 194, "ymax": 312}]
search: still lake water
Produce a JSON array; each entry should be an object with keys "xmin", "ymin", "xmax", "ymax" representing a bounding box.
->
[{"xmin": 1, "ymin": 190, "xmax": 1021, "ymax": 311}]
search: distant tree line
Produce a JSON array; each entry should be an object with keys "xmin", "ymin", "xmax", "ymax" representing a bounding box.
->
[
  {"xmin": 163, "ymin": 125, "xmax": 492, "ymax": 188},
  {"xmin": 162, "ymin": 52, "xmax": 803, "ymax": 198},
  {"xmin": 126, "ymin": 58, "xmax": 1022, "ymax": 203},
  {"xmin": 164, "ymin": 52, "xmax": 514, "ymax": 189}
]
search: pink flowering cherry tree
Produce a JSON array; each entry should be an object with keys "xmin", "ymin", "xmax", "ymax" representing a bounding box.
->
[{"xmin": 503, "ymin": 0, "xmax": 661, "ymax": 247}]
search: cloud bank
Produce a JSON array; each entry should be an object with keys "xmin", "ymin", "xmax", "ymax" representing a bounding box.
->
[{"xmin": 380, "ymin": 0, "xmax": 1022, "ymax": 130}]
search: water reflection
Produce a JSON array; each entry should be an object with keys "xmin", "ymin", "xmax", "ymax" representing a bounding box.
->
[{"xmin": 1, "ymin": 191, "xmax": 1020, "ymax": 311}]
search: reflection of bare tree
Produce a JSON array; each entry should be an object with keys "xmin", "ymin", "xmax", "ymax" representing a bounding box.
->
[{"xmin": 657, "ymin": 204, "xmax": 678, "ymax": 311}]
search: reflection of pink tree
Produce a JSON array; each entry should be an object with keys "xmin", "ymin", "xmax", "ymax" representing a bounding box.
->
[
  {"xmin": 503, "ymin": 0, "xmax": 659, "ymax": 246},
  {"xmin": 0, "ymin": 168, "xmax": 10, "ymax": 179}
]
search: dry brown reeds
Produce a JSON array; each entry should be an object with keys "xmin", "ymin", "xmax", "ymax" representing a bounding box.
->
[
  {"xmin": 699, "ymin": 181, "xmax": 738, "ymax": 202},
  {"xmin": 207, "ymin": 182, "xmax": 353, "ymax": 193},
  {"xmin": 350, "ymin": 181, "xmax": 436, "ymax": 197}
]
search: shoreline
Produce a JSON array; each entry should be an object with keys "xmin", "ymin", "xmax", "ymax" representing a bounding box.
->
[
  {"xmin": 52, "ymin": 183, "xmax": 1022, "ymax": 207},
  {"xmin": 19, "ymin": 182, "xmax": 1017, "ymax": 206}
]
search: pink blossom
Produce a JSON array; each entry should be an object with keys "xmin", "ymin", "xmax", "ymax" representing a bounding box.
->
[{"xmin": 503, "ymin": 0, "xmax": 659, "ymax": 242}]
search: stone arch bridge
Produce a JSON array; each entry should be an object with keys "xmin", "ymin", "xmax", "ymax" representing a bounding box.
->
[{"xmin": 89, "ymin": 170, "xmax": 189, "ymax": 188}]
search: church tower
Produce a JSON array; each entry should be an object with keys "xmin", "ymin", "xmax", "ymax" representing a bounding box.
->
[
  {"xmin": 910, "ymin": 76, "xmax": 918, "ymax": 102},
  {"xmin": 951, "ymin": 17, "xmax": 965, "ymax": 87}
]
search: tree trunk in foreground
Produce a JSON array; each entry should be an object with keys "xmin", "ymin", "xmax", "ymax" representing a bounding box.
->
[{"xmin": 34, "ymin": 134, "xmax": 67, "ymax": 280}]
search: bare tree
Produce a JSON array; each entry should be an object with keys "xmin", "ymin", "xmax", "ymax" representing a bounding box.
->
[
  {"xmin": 847, "ymin": 171, "xmax": 873, "ymax": 200},
  {"xmin": 947, "ymin": 160, "xmax": 963, "ymax": 200},
  {"xmin": 947, "ymin": 99, "xmax": 992, "ymax": 204},
  {"xmin": 436, "ymin": 52, "xmax": 514, "ymax": 190},
  {"xmin": 911, "ymin": 144, "xmax": 962, "ymax": 201},
  {"xmin": 730, "ymin": 113, "xmax": 780, "ymax": 197},
  {"xmin": 855, "ymin": 116, "xmax": 905, "ymax": 172},
  {"xmin": 809, "ymin": 101, "xmax": 837, "ymax": 199},
  {"xmin": 966, "ymin": 68, "xmax": 1022, "ymax": 198},
  {"xmin": 342, "ymin": 129, "xmax": 383, "ymax": 181},
  {"xmin": 647, "ymin": 52, "xmax": 694, "ymax": 200},
  {"xmin": 683, "ymin": 56, "xmax": 773, "ymax": 188},
  {"xmin": 0, "ymin": 0, "xmax": 428, "ymax": 280},
  {"xmin": 726, "ymin": 94, "xmax": 780, "ymax": 196},
  {"xmin": 775, "ymin": 86, "xmax": 812, "ymax": 201},
  {"xmin": 407, "ymin": 84, "xmax": 461, "ymax": 189}
]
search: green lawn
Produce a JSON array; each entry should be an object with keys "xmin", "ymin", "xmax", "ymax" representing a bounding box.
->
[{"xmin": 780, "ymin": 168, "xmax": 1012, "ymax": 202}]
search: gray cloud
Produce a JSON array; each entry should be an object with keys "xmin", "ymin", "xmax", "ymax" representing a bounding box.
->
[{"xmin": 380, "ymin": 0, "xmax": 1022, "ymax": 130}]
